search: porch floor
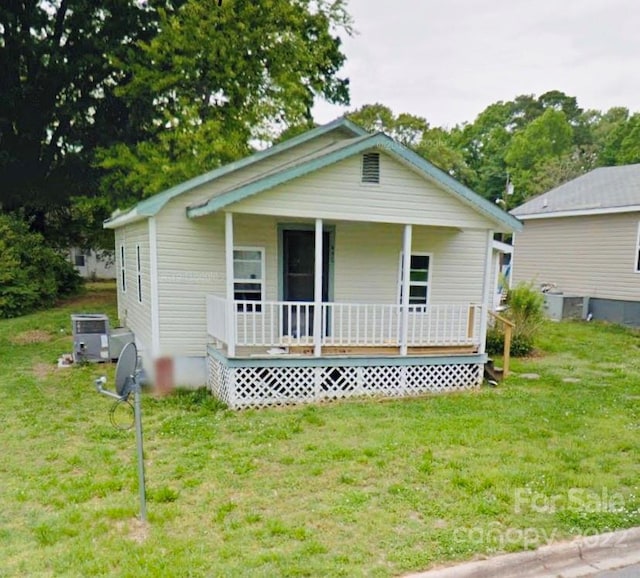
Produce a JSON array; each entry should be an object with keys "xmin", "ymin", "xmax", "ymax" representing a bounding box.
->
[{"xmin": 214, "ymin": 343, "xmax": 479, "ymax": 360}]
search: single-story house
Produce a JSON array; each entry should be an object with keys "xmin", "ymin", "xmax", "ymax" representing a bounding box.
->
[
  {"xmin": 68, "ymin": 248, "xmax": 115, "ymax": 279},
  {"xmin": 104, "ymin": 117, "xmax": 521, "ymax": 408},
  {"xmin": 511, "ymin": 163, "xmax": 640, "ymax": 324}
]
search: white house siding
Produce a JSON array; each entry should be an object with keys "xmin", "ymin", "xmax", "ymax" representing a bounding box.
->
[
  {"xmin": 513, "ymin": 212, "xmax": 640, "ymax": 301},
  {"xmin": 229, "ymin": 152, "xmax": 496, "ymax": 230},
  {"xmin": 114, "ymin": 221, "xmax": 152, "ymax": 354},
  {"xmin": 333, "ymin": 222, "xmax": 485, "ymax": 305},
  {"xmin": 153, "ymin": 204, "xmax": 488, "ymax": 358}
]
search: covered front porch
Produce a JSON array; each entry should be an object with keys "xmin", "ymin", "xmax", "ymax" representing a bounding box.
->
[{"xmin": 202, "ymin": 213, "xmax": 491, "ymax": 408}]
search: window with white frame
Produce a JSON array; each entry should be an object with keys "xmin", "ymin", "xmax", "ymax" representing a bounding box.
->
[
  {"xmin": 233, "ymin": 248, "xmax": 264, "ymax": 312},
  {"xmin": 120, "ymin": 244, "xmax": 126, "ymax": 293},
  {"xmin": 635, "ymin": 222, "xmax": 640, "ymax": 273},
  {"xmin": 136, "ymin": 244, "xmax": 142, "ymax": 303},
  {"xmin": 398, "ymin": 253, "xmax": 431, "ymax": 309}
]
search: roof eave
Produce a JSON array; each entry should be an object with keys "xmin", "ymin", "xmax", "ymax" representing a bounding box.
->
[
  {"xmin": 513, "ymin": 204, "xmax": 640, "ymax": 220},
  {"xmin": 103, "ymin": 208, "xmax": 147, "ymax": 229},
  {"xmin": 108, "ymin": 117, "xmax": 369, "ymax": 225},
  {"xmin": 187, "ymin": 133, "xmax": 523, "ymax": 233}
]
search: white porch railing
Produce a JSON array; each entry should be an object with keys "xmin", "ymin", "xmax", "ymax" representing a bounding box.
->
[
  {"xmin": 207, "ymin": 296, "xmax": 482, "ymax": 352},
  {"xmin": 206, "ymin": 295, "xmax": 227, "ymax": 344}
]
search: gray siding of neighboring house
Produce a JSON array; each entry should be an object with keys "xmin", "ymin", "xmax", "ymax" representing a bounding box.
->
[{"xmin": 513, "ymin": 212, "xmax": 640, "ymax": 303}]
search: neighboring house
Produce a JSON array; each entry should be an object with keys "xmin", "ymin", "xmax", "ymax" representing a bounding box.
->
[
  {"xmin": 511, "ymin": 163, "xmax": 640, "ymax": 324},
  {"xmin": 104, "ymin": 117, "xmax": 521, "ymax": 408},
  {"xmin": 69, "ymin": 248, "xmax": 116, "ymax": 279}
]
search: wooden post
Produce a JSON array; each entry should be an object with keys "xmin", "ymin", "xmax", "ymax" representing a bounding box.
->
[
  {"xmin": 503, "ymin": 322, "xmax": 512, "ymax": 378},
  {"xmin": 314, "ymin": 218, "xmax": 323, "ymax": 357},
  {"xmin": 225, "ymin": 212, "xmax": 236, "ymax": 357},
  {"xmin": 467, "ymin": 305, "xmax": 475, "ymax": 340}
]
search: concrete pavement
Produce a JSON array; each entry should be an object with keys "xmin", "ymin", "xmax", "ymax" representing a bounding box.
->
[{"xmin": 405, "ymin": 527, "xmax": 640, "ymax": 578}]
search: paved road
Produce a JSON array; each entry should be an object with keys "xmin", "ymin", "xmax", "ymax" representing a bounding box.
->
[{"xmin": 593, "ymin": 564, "xmax": 640, "ymax": 577}]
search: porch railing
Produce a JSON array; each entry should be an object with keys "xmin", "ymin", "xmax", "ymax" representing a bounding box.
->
[{"xmin": 207, "ymin": 296, "xmax": 482, "ymax": 351}]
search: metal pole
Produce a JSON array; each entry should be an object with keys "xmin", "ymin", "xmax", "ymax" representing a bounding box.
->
[{"xmin": 133, "ymin": 386, "xmax": 147, "ymax": 522}]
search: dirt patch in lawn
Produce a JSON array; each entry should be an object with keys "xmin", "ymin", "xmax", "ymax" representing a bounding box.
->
[
  {"xmin": 114, "ymin": 518, "xmax": 150, "ymax": 544},
  {"xmin": 32, "ymin": 362, "xmax": 57, "ymax": 380},
  {"xmin": 11, "ymin": 330, "xmax": 52, "ymax": 345}
]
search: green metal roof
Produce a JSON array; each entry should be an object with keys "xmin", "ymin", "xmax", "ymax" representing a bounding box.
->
[
  {"xmin": 187, "ymin": 132, "xmax": 523, "ymax": 232},
  {"xmin": 104, "ymin": 117, "xmax": 368, "ymax": 228}
]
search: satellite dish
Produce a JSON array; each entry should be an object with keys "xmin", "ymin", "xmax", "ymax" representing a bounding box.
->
[
  {"xmin": 115, "ymin": 341, "xmax": 138, "ymax": 397},
  {"xmin": 93, "ymin": 339, "xmax": 147, "ymax": 521}
]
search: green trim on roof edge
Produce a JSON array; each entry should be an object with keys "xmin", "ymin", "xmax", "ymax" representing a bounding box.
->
[
  {"xmin": 186, "ymin": 132, "xmax": 522, "ymax": 232},
  {"xmin": 103, "ymin": 117, "xmax": 368, "ymax": 228}
]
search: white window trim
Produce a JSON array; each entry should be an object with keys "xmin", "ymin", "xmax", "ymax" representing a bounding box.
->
[
  {"xmin": 120, "ymin": 244, "xmax": 126, "ymax": 293},
  {"xmin": 635, "ymin": 222, "xmax": 640, "ymax": 273},
  {"xmin": 136, "ymin": 244, "xmax": 142, "ymax": 303},
  {"xmin": 397, "ymin": 251, "xmax": 433, "ymax": 310},
  {"xmin": 233, "ymin": 246, "xmax": 265, "ymax": 310}
]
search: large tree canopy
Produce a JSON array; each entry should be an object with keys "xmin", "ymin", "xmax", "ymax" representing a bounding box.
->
[
  {"xmin": 0, "ymin": 0, "xmax": 351, "ymax": 246},
  {"xmin": 0, "ymin": 0, "xmax": 169, "ymax": 242}
]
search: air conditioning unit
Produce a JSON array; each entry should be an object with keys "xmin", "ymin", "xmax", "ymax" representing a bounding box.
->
[
  {"xmin": 109, "ymin": 327, "xmax": 135, "ymax": 361},
  {"xmin": 72, "ymin": 314, "xmax": 110, "ymax": 362}
]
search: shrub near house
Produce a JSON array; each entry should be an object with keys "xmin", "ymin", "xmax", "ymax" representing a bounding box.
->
[
  {"xmin": 0, "ymin": 214, "xmax": 82, "ymax": 318},
  {"xmin": 487, "ymin": 282, "xmax": 545, "ymax": 356}
]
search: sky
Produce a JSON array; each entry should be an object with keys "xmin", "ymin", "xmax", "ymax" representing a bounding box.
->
[{"xmin": 313, "ymin": 0, "xmax": 640, "ymax": 128}]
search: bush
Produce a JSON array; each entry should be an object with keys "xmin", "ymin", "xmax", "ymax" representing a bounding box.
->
[
  {"xmin": 488, "ymin": 282, "xmax": 545, "ymax": 357},
  {"xmin": 0, "ymin": 214, "xmax": 82, "ymax": 318}
]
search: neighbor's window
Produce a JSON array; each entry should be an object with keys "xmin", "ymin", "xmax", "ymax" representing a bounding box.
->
[
  {"xmin": 399, "ymin": 253, "xmax": 431, "ymax": 309},
  {"xmin": 233, "ymin": 248, "xmax": 264, "ymax": 312},
  {"xmin": 635, "ymin": 222, "xmax": 640, "ymax": 273},
  {"xmin": 120, "ymin": 244, "xmax": 126, "ymax": 293},
  {"xmin": 136, "ymin": 244, "xmax": 142, "ymax": 303},
  {"xmin": 74, "ymin": 253, "xmax": 86, "ymax": 267},
  {"xmin": 362, "ymin": 152, "xmax": 380, "ymax": 184}
]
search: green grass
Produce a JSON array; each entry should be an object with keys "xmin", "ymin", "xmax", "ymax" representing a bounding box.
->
[{"xmin": 1, "ymin": 289, "xmax": 640, "ymax": 577}]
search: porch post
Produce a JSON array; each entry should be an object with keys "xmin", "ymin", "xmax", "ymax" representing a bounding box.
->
[
  {"xmin": 400, "ymin": 224, "xmax": 413, "ymax": 356},
  {"xmin": 314, "ymin": 218, "xmax": 323, "ymax": 357},
  {"xmin": 479, "ymin": 229, "xmax": 494, "ymax": 355},
  {"xmin": 225, "ymin": 212, "xmax": 236, "ymax": 357}
]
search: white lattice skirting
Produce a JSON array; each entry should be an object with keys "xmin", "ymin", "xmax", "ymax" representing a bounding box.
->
[{"xmin": 207, "ymin": 356, "xmax": 483, "ymax": 409}]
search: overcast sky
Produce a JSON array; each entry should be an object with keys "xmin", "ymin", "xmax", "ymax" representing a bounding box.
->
[{"xmin": 313, "ymin": 0, "xmax": 640, "ymax": 128}]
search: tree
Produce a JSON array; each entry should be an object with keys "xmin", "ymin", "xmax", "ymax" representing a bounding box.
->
[
  {"xmin": 1, "ymin": 0, "xmax": 352, "ymax": 245},
  {"xmin": 504, "ymin": 109, "xmax": 574, "ymax": 203},
  {"xmin": 348, "ymin": 104, "xmax": 473, "ymax": 182},
  {"xmin": 98, "ymin": 0, "xmax": 352, "ymax": 204},
  {"xmin": 0, "ymin": 0, "xmax": 171, "ymax": 244}
]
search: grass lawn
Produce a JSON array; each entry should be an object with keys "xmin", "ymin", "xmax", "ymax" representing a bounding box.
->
[{"xmin": 1, "ymin": 284, "xmax": 640, "ymax": 577}]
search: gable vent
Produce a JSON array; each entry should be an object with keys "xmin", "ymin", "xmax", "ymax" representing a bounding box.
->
[{"xmin": 362, "ymin": 152, "xmax": 380, "ymax": 183}]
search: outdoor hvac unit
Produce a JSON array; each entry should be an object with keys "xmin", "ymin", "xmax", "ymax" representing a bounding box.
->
[
  {"xmin": 109, "ymin": 327, "xmax": 135, "ymax": 361},
  {"xmin": 72, "ymin": 314, "xmax": 110, "ymax": 363}
]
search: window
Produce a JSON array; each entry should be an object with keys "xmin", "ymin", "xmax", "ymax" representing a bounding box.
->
[
  {"xmin": 136, "ymin": 245, "xmax": 142, "ymax": 303},
  {"xmin": 120, "ymin": 245, "xmax": 126, "ymax": 293},
  {"xmin": 398, "ymin": 253, "xmax": 431, "ymax": 309},
  {"xmin": 635, "ymin": 222, "xmax": 640, "ymax": 273},
  {"xmin": 362, "ymin": 152, "xmax": 380, "ymax": 183},
  {"xmin": 74, "ymin": 253, "xmax": 86, "ymax": 267},
  {"xmin": 233, "ymin": 248, "xmax": 264, "ymax": 312}
]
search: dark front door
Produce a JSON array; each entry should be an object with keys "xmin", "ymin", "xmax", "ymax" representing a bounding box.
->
[{"xmin": 282, "ymin": 229, "xmax": 330, "ymax": 337}]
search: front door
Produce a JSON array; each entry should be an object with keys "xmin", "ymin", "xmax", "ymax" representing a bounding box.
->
[{"xmin": 282, "ymin": 229, "xmax": 330, "ymax": 337}]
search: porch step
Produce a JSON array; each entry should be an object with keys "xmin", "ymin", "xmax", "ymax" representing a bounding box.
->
[{"xmin": 484, "ymin": 358, "xmax": 504, "ymax": 384}]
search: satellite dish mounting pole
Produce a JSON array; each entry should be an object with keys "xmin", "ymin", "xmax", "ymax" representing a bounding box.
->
[{"xmin": 133, "ymin": 383, "xmax": 147, "ymax": 522}]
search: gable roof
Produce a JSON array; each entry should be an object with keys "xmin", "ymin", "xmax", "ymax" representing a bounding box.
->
[
  {"xmin": 511, "ymin": 163, "xmax": 640, "ymax": 220},
  {"xmin": 104, "ymin": 117, "xmax": 368, "ymax": 229},
  {"xmin": 186, "ymin": 131, "xmax": 522, "ymax": 232}
]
